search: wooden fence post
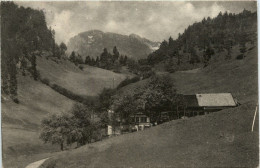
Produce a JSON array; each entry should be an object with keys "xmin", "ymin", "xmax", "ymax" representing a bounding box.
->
[{"xmin": 251, "ymin": 105, "xmax": 258, "ymax": 132}]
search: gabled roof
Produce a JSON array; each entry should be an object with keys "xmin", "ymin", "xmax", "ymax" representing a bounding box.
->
[{"xmin": 196, "ymin": 93, "xmax": 236, "ymax": 107}]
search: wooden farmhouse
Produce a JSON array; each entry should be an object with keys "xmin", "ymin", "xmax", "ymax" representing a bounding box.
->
[
  {"xmin": 176, "ymin": 93, "xmax": 238, "ymax": 118},
  {"xmin": 107, "ymin": 93, "xmax": 238, "ymax": 136}
]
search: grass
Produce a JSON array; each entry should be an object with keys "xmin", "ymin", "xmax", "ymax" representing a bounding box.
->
[
  {"xmin": 42, "ymin": 45, "xmax": 258, "ymax": 167},
  {"xmin": 2, "ymin": 75, "xmax": 75, "ymax": 168},
  {"xmin": 42, "ymin": 103, "xmax": 258, "ymax": 168}
]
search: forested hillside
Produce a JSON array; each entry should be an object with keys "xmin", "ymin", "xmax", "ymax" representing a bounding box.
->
[
  {"xmin": 1, "ymin": 2, "xmax": 68, "ymax": 103},
  {"xmin": 146, "ymin": 9, "xmax": 257, "ymax": 71}
]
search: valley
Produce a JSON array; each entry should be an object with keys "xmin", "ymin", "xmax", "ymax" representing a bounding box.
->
[
  {"xmin": 41, "ymin": 45, "xmax": 258, "ymax": 168},
  {"xmin": 1, "ymin": 1, "xmax": 258, "ymax": 168}
]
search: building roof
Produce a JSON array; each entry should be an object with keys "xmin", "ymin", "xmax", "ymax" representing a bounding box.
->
[{"xmin": 195, "ymin": 93, "xmax": 237, "ymax": 107}]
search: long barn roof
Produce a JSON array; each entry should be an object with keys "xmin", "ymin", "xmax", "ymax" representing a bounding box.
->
[{"xmin": 195, "ymin": 93, "xmax": 236, "ymax": 107}]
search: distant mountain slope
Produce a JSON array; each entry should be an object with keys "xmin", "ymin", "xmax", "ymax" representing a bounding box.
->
[{"xmin": 67, "ymin": 30, "xmax": 159, "ymax": 59}]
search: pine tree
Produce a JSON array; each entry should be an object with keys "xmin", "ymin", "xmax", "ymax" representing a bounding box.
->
[
  {"xmin": 91, "ymin": 58, "xmax": 96, "ymax": 66},
  {"xmin": 60, "ymin": 42, "xmax": 67, "ymax": 56},
  {"xmin": 51, "ymin": 29, "xmax": 56, "ymax": 57},
  {"xmin": 169, "ymin": 36, "xmax": 174, "ymax": 47},
  {"xmin": 96, "ymin": 56, "xmax": 100, "ymax": 67},
  {"xmin": 119, "ymin": 55, "xmax": 124, "ymax": 65},
  {"xmin": 224, "ymin": 39, "xmax": 233, "ymax": 60},
  {"xmin": 31, "ymin": 53, "xmax": 38, "ymax": 80},
  {"xmin": 123, "ymin": 56, "xmax": 128, "ymax": 65},
  {"xmin": 203, "ymin": 47, "xmax": 215, "ymax": 67},
  {"xmin": 69, "ymin": 51, "xmax": 76, "ymax": 63},
  {"xmin": 21, "ymin": 56, "xmax": 27, "ymax": 76},
  {"xmin": 113, "ymin": 46, "xmax": 120, "ymax": 62},
  {"xmin": 85, "ymin": 56, "xmax": 91, "ymax": 65}
]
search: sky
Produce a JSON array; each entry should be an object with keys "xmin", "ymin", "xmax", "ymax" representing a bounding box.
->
[{"xmin": 16, "ymin": 1, "xmax": 257, "ymax": 44}]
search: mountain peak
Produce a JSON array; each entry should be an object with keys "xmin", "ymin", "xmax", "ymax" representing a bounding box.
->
[{"xmin": 67, "ymin": 30, "xmax": 159, "ymax": 59}]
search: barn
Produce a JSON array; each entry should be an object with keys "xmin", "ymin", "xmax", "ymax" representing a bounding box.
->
[{"xmin": 176, "ymin": 93, "xmax": 239, "ymax": 118}]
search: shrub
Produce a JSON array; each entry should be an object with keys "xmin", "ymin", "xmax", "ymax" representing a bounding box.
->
[
  {"xmin": 79, "ymin": 65, "xmax": 84, "ymax": 70},
  {"xmin": 236, "ymin": 54, "xmax": 245, "ymax": 60},
  {"xmin": 142, "ymin": 70, "xmax": 155, "ymax": 79},
  {"xmin": 50, "ymin": 84, "xmax": 96, "ymax": 105},
  {"xmin": 117, "ymin": 76, "xmax": 140, "ymax": 89},
  {"xmin": 41, "ymin": 78, "xmax": 50, "ymax": 86},
  {"xmin": 12, "ymin": 97, "xmax": 19, "ymax": 104}
]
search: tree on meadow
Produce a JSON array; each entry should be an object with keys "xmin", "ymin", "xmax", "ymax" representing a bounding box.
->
[
  {"xmin": 40, "ymin": 103, "xmax": 101, "ymax": 150},
  {"xmin": 21, "ymin": 56, "xmax": 27, "ymax": 76},
  {"xmin": 54, "ymin": 43, "xmax": 61, "ymax": 59},
  {"xmin": 95, "ymin": 56, "xmax": 100, "ymax": 66},
  {"xmin": 100, "ymin": 48, "xmax": 108, "ymax": 63},
  {"xmin": 59, "ymin": 42, "xmax": 67, "ymax": 56},
  {"xmin": 142, "ymin": 74, "xmax": 177, "ymax": 122},
  {"xmin": 91, "ymin": 58, "xmax": 96, "ymax": 66},
  {"xmin": 114, "ymin": 95, "xmax": 140, "ymax": 125},
  {"xmin": 40, "ymin": 114, "xmax": 71, "ymax": 151},
  {"xmin": 224, "ymin": 39, "xmax": 233, "ymax": 60},
  {"xmin": 77, "ymin": 54, "xmax": 84, "ymax": 64},
  {"xmin": 119, "ymin": 55, "xmax": 124, "ymax": 65},
  {"xmin": 68, "ymin": 103, "xmax": 100, "ymax": 145},
  {"xmin": 113, "ymin": 46, "xmax": 120, "ymax": 62},
  {"xmin": 203, "ymin": 46, "xmax": 215, "ymax": 67},
  {"xmin": 85, "ymin": 56, "xmax": 91, "ymax": 65},
  {"xmin": 189, "ymin": 47, "xmax": 200, "ymax": 65},
  {"xmin": 239, "ymin": 32, "xmax": 248, "ymax": 59},
  {"xmin": 69, "ymin": 51, "xmax": 76, "ymax": 63}
]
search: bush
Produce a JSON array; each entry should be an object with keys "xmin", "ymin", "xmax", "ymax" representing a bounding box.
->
[
  {"xmin": 12, "ymin": 97, "xmax": 19, "ymax": 104},
  {"xmin": 79, "ymin": 65, "xmax": 84, "ymax": 70},
  {"xmin": 142, "ymin": 70, "xmax": 155, "ymax": 79},
  {"xmin": 41, "ymin": 78, "xmax": 50, "ymax": 86},
  {"xmin": 50, "ymin": 84, "xmax": 96, "ymax": 105},
  {"xmin": 117, "ymin": 76, "xmax": 140, "ymax": 89},
  {"xmin": 236, "ymin": 54, "xmax": 245, "ymax": 60}
]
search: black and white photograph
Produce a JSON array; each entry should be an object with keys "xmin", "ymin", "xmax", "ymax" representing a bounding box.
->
[{"xmin": 1, "ymin": 1, "xmax": 258, "ymax": 167}]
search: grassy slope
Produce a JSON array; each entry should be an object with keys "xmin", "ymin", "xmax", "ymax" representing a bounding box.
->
[
  {"xmin": 172, "ymin": 44, "xmax": 258, "ymax": 104},
  {"xmin": 2, "ymin": 75, "xmax": 75, "ymax": 168},
  {"xmin": 2, "ymin": 58, "xmax": 128, "ymax": 168},
  {"xmin": 44, "ymin": 104, "xmax": 258, "ymax": 168},
  {"xmin": 37, "ymin": 57, "xmax": 128, "ymax": 96},
  {"xmin": 43, "ymin": 46, "xmax": 258, "ymax": 167}
]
